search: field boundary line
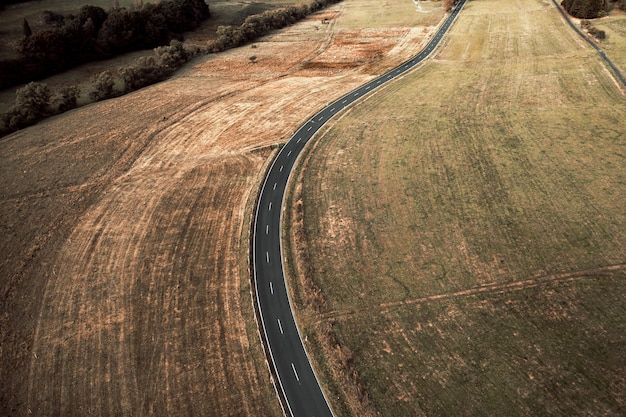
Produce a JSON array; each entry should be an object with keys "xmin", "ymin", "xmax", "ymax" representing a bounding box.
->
[{"xmin": 311, "ymin": 263, "xmax": 626, "ymax": 322}]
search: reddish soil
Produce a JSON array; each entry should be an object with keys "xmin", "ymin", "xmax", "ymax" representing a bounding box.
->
[{"xmin": 0, "ymin": 4, "xmax": 441, "ymax": 416}]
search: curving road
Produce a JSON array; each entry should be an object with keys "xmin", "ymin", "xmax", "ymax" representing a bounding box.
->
[{"xmin": 252, "ymin": 1, "xmax": 467, "ymax": 416}]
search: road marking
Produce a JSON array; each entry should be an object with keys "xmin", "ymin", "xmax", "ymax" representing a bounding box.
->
[
  {"xmin": 297, "ymin": 137, "xmax": 302, "ymax": 143},
  {"xmin": 270, "ymin": 281, "xmax": 274, "ymax": 294},
  {"xmin": 307, "ymin": 126, "xmax": 312, "ymax": 131},
  {"xmin": 280, "ymin": 165, "xmax": 284, "ymax": 172},
  {"xmin": 342, "ymin": 99, "xmax": 347, "ymax": 104},
  {"xmin": 266, "ymin": 251, "xmax": 270, "ymax": 263},
  {"xmin": 287, "ymin": 150, "xmax": 292, "ymax": 156},
  {"xmin": 330, "ymin": 107, "xmax": 335, "ymax": 112},
  {"xmin": 318, "ymin": 116, "xmax": 324, "ymax": 121},
  {"xmin": 277, "ymin": 318, "xmax": 284, "ymax": 334},
  {"xmin": 273, "ymin": 182, "xmax": 277, "ymax": 190},
  {"xmin": 268, "ymin": 202, "xmax": 272, "ymax": 211},
  {"xmin": 266, "ymin": 225, "xmax": 269, "ymax": 234},
  {"xmin": 291, "ymin": 363, "xmax": 300, "ymax": 382},
  {"xmin": 366, "ymin": 85, "xmax": 370, "ymax": 90}
]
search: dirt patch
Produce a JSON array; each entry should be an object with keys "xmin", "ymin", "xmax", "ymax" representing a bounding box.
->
[{"xmin": 0, "ymin": 2, "xmax": 442, "ymax": 415}]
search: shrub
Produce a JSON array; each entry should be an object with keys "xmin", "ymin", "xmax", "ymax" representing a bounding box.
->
[
  {"xmin": 55, "ymin": 86, "xmax": 81, "ymax": 112},
  {"xmin": 90, "ymin": 71, "xmax": 115, "ymax": 101},
  {"xmin": 1, "ymin": 82, "xmax": 51, "ymax": 130},
  {"xmin": 77, "ymin": 5, "xmax": 107, "ymax": 31},
  {"xmin": 120, "ymin": 59, "xmax": 166, "ymax": 92},
  {"xmin": 154, "ymin": 39, "xmax": 188, "ymax": 68},
  {"xmin": 15, "ymin": 82, "xmax": 51, "ymax": 115}
]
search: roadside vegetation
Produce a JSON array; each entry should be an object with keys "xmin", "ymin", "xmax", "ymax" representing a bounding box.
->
[{"xmin": 285, "ymin": 0, "xmax": 626, "ymax": 415}]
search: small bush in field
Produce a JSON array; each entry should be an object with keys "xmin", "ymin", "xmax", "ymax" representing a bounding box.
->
[
  {"xmin": 2, "ymin": 82, "xmax": 51, "ymax": 131},
  {"xmin": 90, "ymin": 71, "xmax": 116, "ymax": 101}
]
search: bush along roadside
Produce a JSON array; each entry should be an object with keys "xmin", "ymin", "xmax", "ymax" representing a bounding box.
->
[{"xmin": 0, "ymin": 0, "xmax": 344, "ymax": 137}]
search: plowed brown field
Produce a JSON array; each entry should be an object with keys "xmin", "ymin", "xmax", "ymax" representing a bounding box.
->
[{"xmin": 0, "ymin": 1, "xmax": 444, "ymax": 415}]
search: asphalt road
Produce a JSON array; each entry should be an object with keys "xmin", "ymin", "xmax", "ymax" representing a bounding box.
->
[{"xmin": 251, "ymin": 1, "xmax": 467, "ymax": 416}]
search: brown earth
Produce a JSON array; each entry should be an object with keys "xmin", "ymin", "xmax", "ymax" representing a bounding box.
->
[{"xmin": 0, "ymin": 2, "xmax": 443, "ymax": 415}]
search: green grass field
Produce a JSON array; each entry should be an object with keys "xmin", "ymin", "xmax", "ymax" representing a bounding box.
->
[{"xmin": 287, "ymin": 0, "xmax": 626, "ymax": 415}]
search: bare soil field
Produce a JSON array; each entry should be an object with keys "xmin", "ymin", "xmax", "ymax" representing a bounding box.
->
[
  {"xmin": 0, "ymin": 0, "xmax": 445, "ymax": 415},
  {"xmin": 287, "ymin": 0, "xmax": 626, "ymax": 415}
]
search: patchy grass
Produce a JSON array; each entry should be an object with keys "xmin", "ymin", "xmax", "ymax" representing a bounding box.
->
[
  {"xmin": 287, "ymin": 0, "xmax": 626, "ymax": 415},
  {"xmin": 333, "ymin": 270, "xmax": 626, "ymax": 416}
]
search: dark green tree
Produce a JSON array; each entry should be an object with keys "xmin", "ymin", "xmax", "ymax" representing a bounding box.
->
[
  {"xmin": 1, "ymin": 82, "xmax": 51, "ymax": 130},
  {"xmin": 22, "ymin": 18, "xmax": 32, "ymax": 37},
  {"xmin": 15, "ymin": 81, "xmax": 51, "ymax": 114},
  {"xmin": 562, "ymin": 0, "xmax": 604, "ymax": 18},
  {"xmin": 154, "ymin": 39, "xmax": 188, "ymax": 68},
  {"xmin": 90, "ymin": 71, "xmax": 115, "ymax": 101},
  {"xmin": 56, "ymin": 85, "xmax": 81, "ymax": 111},
  {"xmin": 120, "ymin": 58, "xmax": 166, "ymax": 92},
  {"xmin": 78, "ymin": 5, "xmax": 107, "ymax": 31}
]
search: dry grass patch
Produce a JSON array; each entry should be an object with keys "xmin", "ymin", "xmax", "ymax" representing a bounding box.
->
[{"xmin": 287, "ymin": 0, "xmax": 626, "ymax": 415}]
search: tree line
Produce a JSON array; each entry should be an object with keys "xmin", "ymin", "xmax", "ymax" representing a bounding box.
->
[
  {"xmin": 209, "ymin": 0, "xmax": 343, "ymax": 52},
  {"xmin": 0, "ymin": 0, "xmax": 210, "ymax": 89},
  {"xmin": 1, "ymin": 40, "xmax": 192, "ymax": 131},
  {"xmin": 1, "ymin": 0, "xmax": 345, "ymax": 136},
  {"xmin": 561, "ymin": 0, "xmax": 625, "ymax": 19}
]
